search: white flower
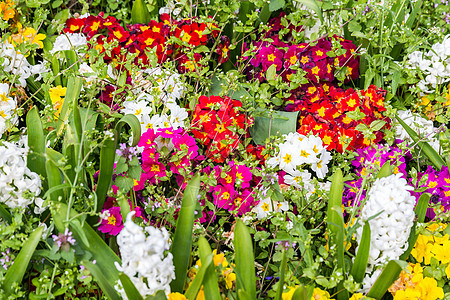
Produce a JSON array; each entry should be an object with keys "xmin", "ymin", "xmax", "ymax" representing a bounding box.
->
[
  {"xmin": 355, "ymin": 174, "xmax": 415, "ymax": 292},
  {"xmin": 116, "ymin": 212, "xmax": 175, "ymax": 298},
  {"xmin": 50, "ymin": 33, "xmax": 87, "ymax": 54},
  {"xmin": 0, "ymin": 138, "xmax": 43, "ymax": 212},
  {"xmin": 252, "ymin": 195, "xmax": 289, "ymax": 219},
  {"xmin": 284, "ymin": 170, "xmax": 313, "ymax": 189},
  {"xmin": 121, "ymin": 100, "xmax": 153, "ymax": 121},
  {"xmin": 395, "ymin": 110, "xmax": 442, "ymax": 153},
  {"xmin": 311, "ymin": 150, "xmax": 332, "ymax": 179},
  {"xmin": 79, "ymin": 62, "xmax": 97, "ymax": 88},
  {"xmin": 168, "ymin": 104, "xmax": 188, "ymax": 129}
]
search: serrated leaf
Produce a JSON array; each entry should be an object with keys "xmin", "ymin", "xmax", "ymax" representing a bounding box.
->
[
  {"xmin": 269, "ymin": 0, "xmax": 285, "ymax": 12},
  {"xmin": 295, "ymin": 0, "xmax": 323, "ymax": 23},
  {"xmin": 115, "ymin": 176, "xmax": 134, "ymax": 192}
]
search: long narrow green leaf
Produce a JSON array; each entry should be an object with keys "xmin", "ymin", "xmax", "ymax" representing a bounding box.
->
[
  {"xmin": 64, "ymin": 50, "xmax": 79, "ymax": 73},
  {"xmin": 234, "ymin": 219, "xmax": 256, "ymax": 300},
  {"xmin": 170, "ymin": 174, "xmax": 201, "ymax": 293},
  {"xmin": 198, "ymin": 237, "xmax": 221, "ymax": 300},
  {"xmin": 3, "ymin": 226, "xmax": 44, "ymax": 295},
  {"xmin": 326, "ymin": 169, "xmax": 348, "ymax": 300},
  {"xmin": 366, "ymin": 260, "xmax": 408, "ymax": 299},
  {"xmin": 95, "ymin": 138, "xmax": 116, "ymax": 213},
  {"xmin": 26, "ymin": 106, "xmax": 47, "ymax": 189},
  {"xmin": 146, "ymin": 290, "xmax": 167, "ymax": 300},
  {"xmin": 83, "ymin": 260, "xmax": 121, "ymax": 300},
  {"xmin": 53, "ymin": 202, "xmax": 121, "ymax": 299},
  {"xmin": 51, "ymin": 55, "xmax": 62, "ymax": 87},
  {"xmin": 184, "ymin": 254, "xmax": 213, "ymax": 300},
  {"xmin": 118, "ymin": 273, "xmax": 144, "ymax": 300},
  {"xmin": 115, "ymin": 114, "xmax": 141, "ymax": 147},
  {"xmin": 46, "ymin": 148, "xmax": 65, "ymax": 202},
  {"xmin": 350, "ymin": 223, "xmax": 371, "ymax": 283},
  {"xmin": 0, "ymin": 203, "xmax": 12, "ymax": 224},
  {"xmin": 405, "ymin": 0, "xmax": 423, "ymax": 28},
  {"xmin": 56, "ymin": 76, "xmax": 82, "ymax": 136},
  {"xmin": 400, "ymin": 193, "xmax": 430, "ymax": 260},
  {"xmin": 396, "ymin": 116, "xmax": 445, "ymax": 170}
]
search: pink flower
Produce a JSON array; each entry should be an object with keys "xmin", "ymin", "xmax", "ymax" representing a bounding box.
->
[
  {"xmin": 213, "ymin": 184, "xmax": 235, "ymax": 210},
  {"xmin": 98, "ymin": 207, "xmax": 124, "ymax": 236}
]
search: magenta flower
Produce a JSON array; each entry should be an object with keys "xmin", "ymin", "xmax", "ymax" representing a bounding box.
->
[
  {"xmin": 260, "ymin": 45, "xmax": 284, "ymax": 72},
  {"xmin": 233, "ymin": 164, "xmax": 253, "ymax": 189},
  {"xmin": 213, "ymin": 184, "xmax": 235, "ymax": 210},
  {"xmin": 98, "ymin": 206, "xmax": 124, "ymax": 236}
]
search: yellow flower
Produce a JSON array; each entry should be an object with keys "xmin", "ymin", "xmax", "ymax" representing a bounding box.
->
[
  {"xmin": 10, "ymin": 27, "xmax": 46, "ymax": 49},
  {"xmin": 431, "ymin": 239, "xmax": 450, "ymax": 264},
  {"xmin": 222, "ymin": 267, "xmax": 236, "ymax": 289},
  {"xmin": 213, "ymin": 249, "xmax": 228, "ymax": 267},
  {"xmin": 49, "ymin": 86, "xmax": 67, "ymax": 117},
  {"xmin": 411, "ymin": 234, "xmax": 434, "ymax": 264},
  {"xmin": 393, "ymin": 288, "xmax": 421, "ymax": 300},
  {"xmin": 282, "ymin": 286, "xmax": 297, "ymax": 300},
  {"xmin": 168, "ymin": 292, "xmax": 187, "ymax": 300},
  {"xmin": 196, "ymin": 286, "xmax": 205, "ymax": 300},
  {"xmin": 349, "ymin": 293, "xmax": 365, "ymax": 300},
  {"xmin": 0, "ymin": 0, "xmax": 15, "ymax": 21},
  {"xmin": 426, "ymin": 222, "xmax": 447, "ymax": 232},
  {"xmin": 445, "ymin": 263, "xmax": 450, "ymax": 278},
  {"xmin": 311, "ymin": 288, "xmax": 334, "ymax": 300},
  {"xmin": 416, "ymin": 277, "xmax": 444, "ymax": 300}
]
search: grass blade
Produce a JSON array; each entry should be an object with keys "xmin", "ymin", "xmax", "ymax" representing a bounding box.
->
[
  {"xmin": 366, "ymin": 260, "xmax": 408, "ymax": 300},
  {"xmin": 170, "ymin": 174, "xmax": 201, "ymax": 293},
  {"xmin": 274, "ymin": 249, "xmax": 287, "ymax": 300},
  {"xmin": 82, "ymin": 260, "xmax": 121, "ymax": 300},
  {"xmin": 396, "ymin": 115, "xmax": 445, "ymax": 170},
  {"xmin": 234, "ymin": 219, "xmax": 256, "ymax": 300},
  {"xmin": 118, "ymin": 272, "xmax": 144, "ymax": 300},
  {"xmin": 56, "ymin": 76, "xmax": 82, "ymax": 136},
  {"xmin": 198, "ymin": 237, "xmax": 221, "ymax": 300},
  {"xmin": 46, "ymin": 148, "xmax": 65, "ymax": 202},
  {"xmin": 184, "ymin": 253, "xmax": 213, "ymax": 300},
  {"xmin": 3, "ymin": 226, "xmax": 44, "ymax": 296},
  {"xmin": 26, "ymin": 106, "xmax": 47, "ymax": 189},
  {"xmin": 350, "ymin": 223, "xmax": 371, "ymax": 283},
  {"xmin": 95, "ymin": 138, "xmax": 116, "ymax": 213}
]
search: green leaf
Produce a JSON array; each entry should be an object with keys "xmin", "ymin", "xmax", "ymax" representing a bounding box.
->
[
  {"xmin": 400, "ymin": 193, "xmax": 430, "ymax": 260},
  {"xmin": 292, "ymin": 285, "xmax": 307, "ymax": 300},
  {"xmin": 350, "ymin": 223, "xmax": 371, "ymax": 283},
  {"xmin": 119, "ymin": 273, "xmax": 144, "ymax": 300},
  {"xmin": 295, "ymin": 0, "xmax": 323, "ymax": 23},
  {"xmin": 234, "ymin": 219, "xmax": 256, "ymax": 300},
  {"xmin": 269, "ymin": 0, "xmax": 285, "ymax": 12},
  {"xmin": 250, "ymin": 110, "xmax": 299, "ymax": 145},
  {"xmin": 376, "ymin": 161, "xmax": 392, "ymax": 179},
  {"xmin": 53, "ymin": 203, "xmax": 121, "ymax": 300},
  {"xmin": 26, "ymin": 106, "xmax": 47, "ymax": 189},
  {"xmin": 145, "ymin": 290, "xmax": 167, "ymax": 300},
  {"xmin": 366, "ymin": 260, "xmax": 408, "ymax": 299},
  {"xmin": 95, "ymin": 138, "xmax": 116, "ymax": 213},
  {"xmin": 170, "ymin": 175, "xmax": 201, "ymax": 293},
  {"xmin": 46, "ymin": 148, "xmax": 65, "ymax": 202},
  {"xmin": 115, "ymin": 114, "xmax": 141, "ymax": 147},
  {"xmin": 396, "ymin": 116, "xmax": 445, "ymax": 170},
  {"xmin": 131, "ymin": 0, "xmax": 151, "ymax": 24},
  {"xmin": 0, "ymin": 203, "xmax": 12, "ymax": 224},
  {"xmin": 3, "ymin": 226, "xmax": 44, "ymax": 296},
  {"xmin": 184, "ymin": 253, "xmax": 213, "ymax": 300},
  {"xmin": 198, "ymin": 237, "xmax": 221, "ymax": 300},
  {"xmin": 56, "ymin": 76, "xmax": 82, "ymax": 136},
  {"xmin": 326, "ymin": 169, "xmax": 348, "ymax": 300},
  {"xmin": 259, "ymin": 3, "xmax": 271, "ymax": 24},
  {"xmin": 266, "ymin": 64, "xmax": 277, "ymax": 81}
]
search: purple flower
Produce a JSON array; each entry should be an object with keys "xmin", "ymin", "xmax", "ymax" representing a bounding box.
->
[{"xmin": 52, "ymin": 228, "xmax": 76, "ymax": 252}]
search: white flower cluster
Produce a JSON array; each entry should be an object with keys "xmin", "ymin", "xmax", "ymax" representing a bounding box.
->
[
  {"xmin": 0, "ymin": 138, "xmax": 45, "ymax": 214},
  {"xmin": 0, "ymin": 41, "xmax": 48, "ymax": 86},
  {"xmin": 355, "ymin": 173, "xmax": 415, "ymax": 292},
  {"xmin": 267, "ymin": 132, "xmax": 332, "ymax": 180},
  {"xmin": 0, "ymin": 83, "xmax": 18, "ymax": 135},
  {"xmin": 122, "ymin": 68, "xmax": 187, "ymax": 133},
  {"xmin": 395, "ymin": 110, "xmax": 442, "ymax": 153},
  {"xmin": 49, "ymin": 33, "xmax": 88, "ymax": 54},
  {"xmin": 115, "ymin": 212, "xmax": 175, "ymax": 298},
  {"xmin": 406, "ymin": 35, "xmax": 450, "ymax": 93}
]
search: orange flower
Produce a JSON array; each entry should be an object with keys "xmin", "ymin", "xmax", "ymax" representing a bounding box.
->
[{"xmin": 0, "ymin": 0, "xmax": 15, "ymax": 21}]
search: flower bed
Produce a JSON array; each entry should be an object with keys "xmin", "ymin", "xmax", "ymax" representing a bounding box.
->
[{"xmin": 1, "ymin": 0, "xmax": 450, "ymax": 299}]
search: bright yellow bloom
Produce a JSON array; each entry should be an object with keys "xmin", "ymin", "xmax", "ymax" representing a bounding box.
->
[
  {"xmin": 445, "ymin": 263, "xmax": 450, "ymax": 278},
  {"xmin": 411, "ymin": 234, "xmax": 434, "ymax": 264},
  {"xmin": 431, "ymin": 239, "xmax": 450, "ymax": 264},
  {"xmin": 168, "ymin": 292, "xmax": 187, "ymax": 300},
  {"xmin": 426, "ymin": 223, "xmax": 447, "ymax": 232},
  {"xmin": 349, "ymin": 293, "xmax": 365, "ymax": 300},
  {"xmin": 393, "ymin": 288, "xmax": 421, "ymax": 300},
  {"xmin": 222, "ymin": 267, "xmax": 236, "ymax": 289},
  {"xmin": 416, "ymin": 277, "xmax": 444, "ymax": 300},
  {"xmin": 0, "ymin": 0, "xmax": 15, "ymax": 21},
  {"xmin": 10, "ymin": 27, "xmax": 46, "ymax": 49},
  {"xmin": 196, "ymin": 286, "xmax": 205, "ymax": 300},
  {"xmin": 49, "ymin": 86, "xmax": 67, "ymax": 117},
  {"xmin": 311, "ymin": 288, "xmax": 334, "ymax": 300},
  {"xmin": 213, "ymin": 249, "xmax": 228, "ymax": 267},
  {"xmin": 282, "ymin": 286, "xmax": 297, "ymax": 300}
]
